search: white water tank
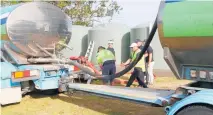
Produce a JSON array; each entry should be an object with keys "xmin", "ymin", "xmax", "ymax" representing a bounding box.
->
[
  {"xmin": 130, "ymin": 24, "xmax": 149, "ymax": 44},
  {"xmin": 88, "ymin": 23, "xmax": 130, "ymax": 65},
  {"xmin": 60, "ymin": 25, "xmax": 91, "ymax": 58}
]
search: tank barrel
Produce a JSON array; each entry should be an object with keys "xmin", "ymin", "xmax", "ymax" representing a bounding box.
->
[
  {"xmin": 158, "ymin": 1, "xmax": 213, "ymax": 80},
  {"xmin": 0, "ymin": 2, "xmax": 72, "ymax": 57}
]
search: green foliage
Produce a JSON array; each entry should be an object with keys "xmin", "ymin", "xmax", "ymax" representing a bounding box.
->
[
  {"xmin": 1, "ymin": 0, "xmax": 123, "ymax": 27},
  {"xmin": 1, "ymin": 0, "xmax": 30, "ymax": 6}
]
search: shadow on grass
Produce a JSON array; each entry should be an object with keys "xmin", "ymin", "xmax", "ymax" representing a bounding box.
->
[
  {"xmin": 1, "ymin": 102, "xmax": 21, "ymax": 107},
  {"xmin": 50, "ymin": 91, "xmax": 157, "ymax": 115},
  {"xmin": 27, "ymin": 91, "xmax": 127, "ymax": 115},
  {"xmin": 26, "ymin": 89, "xmax": 163, "ymax": 115}
]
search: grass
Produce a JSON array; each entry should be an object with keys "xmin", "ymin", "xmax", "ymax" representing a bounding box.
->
[
  {"xmin": 150, "ymin": 77, "xmax": 192, "ymax": 90},
  {"xmin": 1, "ymin": 92, "xmax": 164, "ymax": 115},
  {"xmin": 92, "ymin": 75, "xmax": 192, "ymax": 89},
  {"xmin": 1, "ymin": 76, "xmax": 192, "ymax": 115}
]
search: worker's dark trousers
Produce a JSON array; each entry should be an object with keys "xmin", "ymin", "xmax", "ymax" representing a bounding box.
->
[
  {"xmin": 145, "ymin": 63, "xmax": 149, "ymax": 84},
  {"xmin": 126, "ymin": 67, "xmax": 147, "ymax": 88},
  {"xmin": 102, "ymin": 60, "xmax": 116, "ymax": 84}
]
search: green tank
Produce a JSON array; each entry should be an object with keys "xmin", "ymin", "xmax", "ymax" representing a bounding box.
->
[{"xmin": 158, "ymin": 0, "xmax": 213, "ymax": 79}]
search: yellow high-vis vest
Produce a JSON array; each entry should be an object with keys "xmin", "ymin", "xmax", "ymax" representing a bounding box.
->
[
  {"xmin": 131, "ymin": 49, "xmax": 146, "ymax": 72},
  {"xmin": 96, "ymin": 49, "xmax": 115, "ymax": 65}
]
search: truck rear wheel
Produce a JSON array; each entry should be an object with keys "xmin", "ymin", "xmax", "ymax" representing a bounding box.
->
[
  {"xmin": 176, "ymin": 105, "xmax": 213, "ymax": 115},
  {"xmin": 41, "ymin": 89, "xmax": 59, "ymax": 95}
]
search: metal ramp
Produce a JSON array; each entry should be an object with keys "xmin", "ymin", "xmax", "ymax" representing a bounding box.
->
[
  {"xmin": 68, "ymin": 83, "xmax": 175, "ymax": 106},
  {"xmin": 85, "ymin": 41, "xmax": 95, "ymax": 61}
]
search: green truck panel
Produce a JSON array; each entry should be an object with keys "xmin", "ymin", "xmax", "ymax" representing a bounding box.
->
[{"xmin": 163, "ymin": 1, "xmax": 213, "ymax": 37}]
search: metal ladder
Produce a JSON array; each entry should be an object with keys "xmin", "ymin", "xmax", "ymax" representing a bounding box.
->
[{"xmin": 85, "ymin": 41, "xmax": 95, "ymax": 61}]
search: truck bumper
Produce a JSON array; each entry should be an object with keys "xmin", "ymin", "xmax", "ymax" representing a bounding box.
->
[{"xmin": 0, "ymin": 87, "xmax": 22, "ymax": 105}]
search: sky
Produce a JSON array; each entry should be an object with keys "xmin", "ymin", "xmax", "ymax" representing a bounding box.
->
[{"xmin": 96, "ymin": 0, "xmax": 162, "ymax": 28}]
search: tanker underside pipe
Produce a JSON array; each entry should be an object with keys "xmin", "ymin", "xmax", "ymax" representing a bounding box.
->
[
  {"xmin": 27, "ymin": 58, "xmax": 102, "ymax": 78},
  {"xmin": 35, "ymin": 43, "xmax": 56, "ymax": 58}
]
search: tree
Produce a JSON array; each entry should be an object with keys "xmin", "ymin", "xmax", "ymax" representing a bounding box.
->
[{"xmin": 0, "ymin": 0, "xmax": 123, "ymax": 27}]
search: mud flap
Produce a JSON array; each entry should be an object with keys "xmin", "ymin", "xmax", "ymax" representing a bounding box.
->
[
  {"xmin": 0, "ymin": 87, "xmax": 22, "ymax": 105},
  {"xmin": 68, "ymin": 83, "xmax": 175, "ymax": 106}
]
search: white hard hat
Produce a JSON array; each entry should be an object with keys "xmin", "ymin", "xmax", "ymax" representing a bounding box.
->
[
  {"xmin": 108, "ymin": 40, "xmax": 114, "ymax": 44},
  {"xmin": 129, "ymin": 43, "xmax": 138, "ymax": 47}
]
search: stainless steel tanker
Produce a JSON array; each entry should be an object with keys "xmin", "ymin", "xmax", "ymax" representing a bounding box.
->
[{"xmin": 1, "ymin": 2, "xmax": 72, "ymax": 58}]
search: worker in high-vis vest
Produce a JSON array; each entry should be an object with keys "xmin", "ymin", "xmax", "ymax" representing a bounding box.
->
[
  {"xmin": 121, "ymin": 43, "xmax": 148, "ymax": 88},
  {"xmin": 96, "ymin": 46, "xmax": 116, "ymax": 85}
]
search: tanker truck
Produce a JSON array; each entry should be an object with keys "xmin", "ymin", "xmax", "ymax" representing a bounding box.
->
[{"xmin": 0, "ymin": 2, "xmax": 97, "ymax": 105}]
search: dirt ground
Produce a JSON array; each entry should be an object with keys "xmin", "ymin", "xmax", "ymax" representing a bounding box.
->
[{"xmin": 1, "ymin": 77, "xmax": 191, "ymax": 115}]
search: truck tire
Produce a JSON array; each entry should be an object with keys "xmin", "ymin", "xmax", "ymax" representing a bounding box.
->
[
  {"xmin": 38, "ymin": 89, "xmax": 59, "ymax": 95},
  {"xmin": 176, "ymin": 105, "xmax": 213, "ymax": 115}
]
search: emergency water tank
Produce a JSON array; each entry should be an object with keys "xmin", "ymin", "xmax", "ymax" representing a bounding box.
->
[
  {"xmin": 130, "ymin": 24, "xmax": 149, "ymax": 44},
  {"xmin": 88, "ymin": 23, "xmax": 130, "ymax": 65},
  {"xmin": 60, "ymin": 25, "xmax": 91, "ymax": 58},
  {"xmin": 0, "ymin": 2, "xmax": 72, "ymax": 57}
]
